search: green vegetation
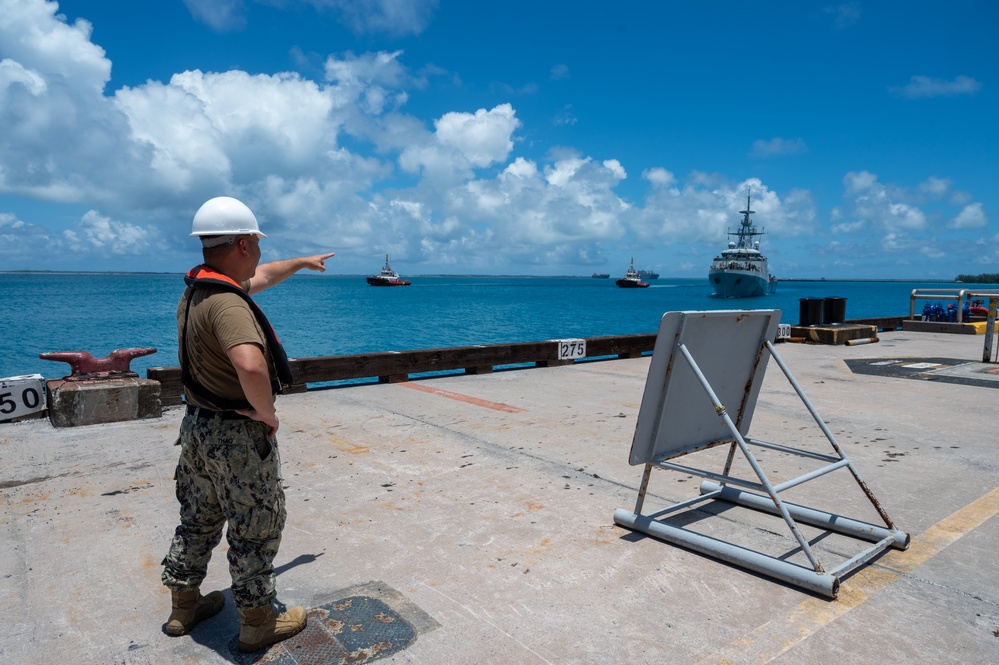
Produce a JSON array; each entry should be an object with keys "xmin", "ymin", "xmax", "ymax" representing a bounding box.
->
[{"xmin": 956, "ymin": 273, "xmax": 999, "ymax": 283}]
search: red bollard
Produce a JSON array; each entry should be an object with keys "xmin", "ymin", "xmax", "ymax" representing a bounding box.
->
[{"xmin": 39, "ymin": 347, "xmax": 157, "ymax": 380}]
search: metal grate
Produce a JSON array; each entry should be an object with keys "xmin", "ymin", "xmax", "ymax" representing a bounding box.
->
[{"xmin": 231, "ymin": 596, "xmax": 417, "ymax": 665}]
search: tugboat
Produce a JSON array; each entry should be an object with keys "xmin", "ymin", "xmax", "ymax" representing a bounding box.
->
[
  {"xmin": 708, "ymin": 192, "xmax": 777, "ymax": 297},
  {"xmin": 616, "ymin": 258, "xmax": 650, "ymax": 288},
  {"xmin": 366, "ymin": 255, "xmax": 411, "ymax": 286}
]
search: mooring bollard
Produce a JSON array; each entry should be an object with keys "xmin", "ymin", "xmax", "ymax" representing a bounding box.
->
[
  {"xmin": 39, "ymin": 347, "xmax": 162, "ymax": 427},
  {"xmin": 39, "ymin": 347, "xmax": 157, "ymax": 379}
]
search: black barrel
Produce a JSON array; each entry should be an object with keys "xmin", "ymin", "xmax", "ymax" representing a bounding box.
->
[
  {"xmin": 799, "ymin": 298, "xmax": 824, "ymax": 326},
  {"xmin": 823, "ymin": 297, "xmax": 847, "ymax": 325}
]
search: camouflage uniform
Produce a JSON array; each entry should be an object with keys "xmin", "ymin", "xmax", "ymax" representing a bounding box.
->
[{"xmin": 161, "ymin": 412, "xmax": 286, "ymax": 610}]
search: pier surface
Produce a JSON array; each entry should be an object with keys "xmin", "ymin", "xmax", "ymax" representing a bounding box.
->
[{"xmin": 2, "ymin": 330, "xmax": 997, "ymax": 664}]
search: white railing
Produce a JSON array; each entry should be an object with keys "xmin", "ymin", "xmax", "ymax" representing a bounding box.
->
[
  {"xmin": 908, "ymin": 289, "xmax": 999, "ymax": 362},
  {"xmin": 908, "ymin": 288, "xmax": 999, "ymax": 323}
]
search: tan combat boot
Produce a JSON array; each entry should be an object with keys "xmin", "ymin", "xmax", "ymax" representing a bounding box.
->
[
  {"xmin": 165, "ymin": 588, "xmax": 225, "ymax": 636},
  {"xmin": 237, "ymin": 603, "xmax": 308, "ymax": 652}
]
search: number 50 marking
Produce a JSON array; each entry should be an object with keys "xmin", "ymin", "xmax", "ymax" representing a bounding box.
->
[
  {"xmin": 1, "ymin": 388, "xmax": 41, "ymax": 413},
  {"xmin": 0, "ymin": 376, "xmax": 46, "ymax": 419}
]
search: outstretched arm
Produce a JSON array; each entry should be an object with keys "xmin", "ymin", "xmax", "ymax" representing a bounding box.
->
[{"xmin": 248, "ymin": 252, "xmax": 334, "ymax": 295}]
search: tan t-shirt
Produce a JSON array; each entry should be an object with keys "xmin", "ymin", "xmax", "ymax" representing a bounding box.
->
[{"xmin": 177, "ymin": 281, "xmax": 275, "ymax": 410}]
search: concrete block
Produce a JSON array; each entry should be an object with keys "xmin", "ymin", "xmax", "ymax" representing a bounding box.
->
[
  {"xmin": 789, "ymin": 323, "xmax": 878, "ymax": 345},
  {"xmin": 46, "ymin": 377, "xmax": 162, "ymax": 428}
]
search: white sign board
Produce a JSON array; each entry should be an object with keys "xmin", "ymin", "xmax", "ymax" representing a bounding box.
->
[
  {"xmin": 0, "ymin": 374, "xmax": 46, "ymax": 420},
  {"xmin": 629, "ymin": 310, "xmax": 780, "ymax": 465},
  {"xmin": 555, "ymin": 338, "xmax": 586, "ymax": 361}
]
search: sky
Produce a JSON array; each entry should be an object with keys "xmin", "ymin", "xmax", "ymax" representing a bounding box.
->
[{"xmin": 0, "ymin": 0, "xmax": 996, "ymax": 279}]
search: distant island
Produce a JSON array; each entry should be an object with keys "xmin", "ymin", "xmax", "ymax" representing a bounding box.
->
[{"xmin": 955, "ymin": 273, "xmax": 999, "ymax": 283}]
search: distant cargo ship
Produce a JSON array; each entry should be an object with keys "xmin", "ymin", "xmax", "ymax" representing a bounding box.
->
[
  {"xmin": 637, "ymin": 269, "xmax": 659, "ymax": 280},
  {"xmin": 592, "ymin": 272, "xmax": 610, "ymax": 279}
]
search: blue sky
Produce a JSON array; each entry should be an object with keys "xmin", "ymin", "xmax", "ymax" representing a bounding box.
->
[{"xmin": 0, "ymin": 0, "xmax": 995, "ymax": 279}]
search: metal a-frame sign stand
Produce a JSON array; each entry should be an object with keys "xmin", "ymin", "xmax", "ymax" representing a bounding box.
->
[{"xmin": 613, "ymin": 310, "xmax": 909, "ymax": 598}]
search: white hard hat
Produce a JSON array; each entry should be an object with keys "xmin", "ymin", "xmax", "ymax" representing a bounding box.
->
[{"xmin": 191, "ymin": 196, "xmax": 267, "ymax": 238}]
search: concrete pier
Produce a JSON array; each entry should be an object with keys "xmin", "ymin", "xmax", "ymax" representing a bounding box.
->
[{"xmin": 1, "ymin": 329, "xmax": 997, "ymax": 664}]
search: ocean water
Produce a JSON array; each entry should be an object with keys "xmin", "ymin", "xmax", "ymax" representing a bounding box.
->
[{"xmin": 1, "ymin": 272, "xmax": 993, "ymax": 381}]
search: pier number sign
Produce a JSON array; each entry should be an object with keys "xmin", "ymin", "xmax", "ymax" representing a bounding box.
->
[
  {"xmin": 556, "ymin": 338, "xmax": 586, "ymax": 360},
  {"xmin": 0, "ymin": 374, "xmax": 46, "ymax": 420}
]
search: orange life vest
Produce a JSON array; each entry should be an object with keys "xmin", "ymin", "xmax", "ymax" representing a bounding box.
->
[{"xmin": 181, "ymin": 264, "xmax": 294, "ymax": 410}]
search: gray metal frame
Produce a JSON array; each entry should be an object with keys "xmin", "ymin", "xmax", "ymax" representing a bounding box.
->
[
  {"xmin": 614, "ymin": 310, "xmax": 909, "ymax": 598},
  {"xmin": 971, "ymin": 294, "xmax": 999, "ymax": 362}
]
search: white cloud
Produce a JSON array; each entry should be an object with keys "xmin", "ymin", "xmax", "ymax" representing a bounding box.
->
[
  {"xmin": 109, "ymin": 67, "xmax": 347, "ymax": 217},
  {"xmin": 0, "ymin": 59, "xmax": 47, "ymax": 96},
  {"xmin": 182, "ymin": 0, "xmax": 247, "ymax": 32},
  {"xmin": 881, "ymin": 233, "xmax": 905, "ymax": 252},
  {"xmin": 892, "ymin": 75, "xmax": 982, "ymax": 99},
  {"xmin": 642, "ymin": 168, "xmax": 676, "ymax": 188},
  {"xmin": 0, "ymin": 211, "xmax": 55, "ymax": 264},
  {"xmin": 919, "ymin": 176, "xmax": 950, "ymax": 198},
  {"xmin": 550, "ymin": 64, "xmax": 570, "ymax": 80},
  {"xmin": 0, "ymin": 211, "xmax": 42, "ymax": 237},
  {"xmin": 441, "ymin": 155, "xmax": 630, "ymax": 256},
  {"xmin": 62, "ymin": 210, "xmax": 159, "ymax": 254},
  {"xmin": 322, "ymin": 51, "xmax": 426, "ymax": 150},
  {"xmin": 324, "ymin": 50, "xmax": 411, "ymax": 93},
  {"xmin": 112, "ymin": 78, "xmax": 231, "ymax": 193},
  {"xmin": 886, "ymin": 203, "xmax": 926, "ymax": 230},
  {"xmin": 602, "ymin": 159, "xmax": 626, "ymax": 181},
  {"xmin": 839, "ymin": 171, "xmax": 927, "ymax": 232},
  {"xmin": 843, "ymin": 170, "xmax": 878, "ymax": 194},
  {"xmin": 553, "ymin": 104, "xmax": 577, "ymax": 126},
  {"xmin": 831, "ymin": 220, "xmax": 864, "ymax": 234},
  {"xmin": 311, "ymin": 0, "xmax": 439, "ymax": 36},
  {"xmin": 751, "ymin": 137, "xmax": 807, "ymax": 157},
  {"xmin": 435, "ymin": 104, "xmax": 519, "ymax": 168},
  {"xmin": 824, "ymin": 3, "xmax": 861, "ymax": 28},
  {"xmin": 949, "ymin": 202, "xmax": 987, "ymax": 229},
  {"xmin": 163, "ymin": 70, "xmax": 334, "ymax": 169},
  {"xmin": 0, "ymin": 0, "xmax": 110, "ymax": 91},
  {"xmin": 504, "ymin": 157, "xmax": 537, "ymax": 179},
  {"xmin": 0, "ymin": 0, "xmax": 124, "ymax": 202},
  {"xmin": 0, "ymin": 209, "xmax": 157, "ymax": 263},
  {"xmin": 950, "ymin": 190, "xmax": 973, "ymax": 206},
  {"xmin": 183, "ymin": 0, "xmax": 437, "ymax": 36},
  {"xmin": 919, "ymin": 241, "xmax": 948, "ymax": 260},
  {"xmin": 397, "ymin": 104, "xmax": 520, "ymax": 184},
  {"xmin": 631, "ymin": 177, "xmax": 816, "ymax": 246}
]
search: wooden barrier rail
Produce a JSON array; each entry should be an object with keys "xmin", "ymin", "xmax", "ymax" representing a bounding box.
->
[
  {"xmin": 148, "ymin": 333, "xmax": 657, "ymax": 406},
  {"xmin": 146, "ymin": 316, "xmax": 906, "ymax": 407}
]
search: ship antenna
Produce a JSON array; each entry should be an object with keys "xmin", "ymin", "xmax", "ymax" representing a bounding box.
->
[{"xmin": 739, "ymin": 190, "xmax": 754, "ymax": 223}]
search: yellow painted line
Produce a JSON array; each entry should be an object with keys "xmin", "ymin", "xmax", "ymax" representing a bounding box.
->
[
  {"xmin": 400, "ymin": 382, "xmax": 526, "ymax": 413},
  {"xmin": 701, "ymin": 485, "xmax": 999, "ymax": 664}
]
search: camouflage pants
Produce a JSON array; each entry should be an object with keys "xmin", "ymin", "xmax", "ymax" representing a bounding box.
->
[{"xmin": 161, "ymin": 414, "xmax": 286, "ymax": 610}]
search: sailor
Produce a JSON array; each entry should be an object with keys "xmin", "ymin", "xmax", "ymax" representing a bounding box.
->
[{"xmin": 161, "ymin": 196, "xmax": 334, "ymax": 652}]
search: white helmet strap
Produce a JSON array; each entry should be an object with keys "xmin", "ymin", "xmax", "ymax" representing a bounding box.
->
[{"xmin": 200, "ymin": 234, "xmax": 238, "ymax": 248}]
